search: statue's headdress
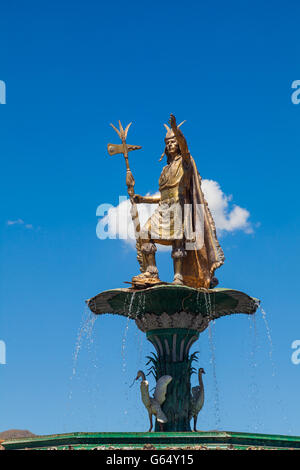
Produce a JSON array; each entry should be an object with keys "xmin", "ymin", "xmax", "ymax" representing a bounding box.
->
[{"xmin": 159, "ymin": 120, "xmax": 186, "ymax": 161}]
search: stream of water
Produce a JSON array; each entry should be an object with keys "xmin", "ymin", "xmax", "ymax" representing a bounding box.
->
[
  {"xmin": 247, "ymin": 312, "xmax": 261, "ymax": 431},
  {"xmin": 207, "ymin": 321, "xmax": 221, "ymax": 429},
  {"xmin": 260, "ymin": 306, "xmax": 275, "ymax": 376},
  {"xmin": 201, "ymin": 290, "xmax": 221, "ymax": 429},
  {"xmin": 65, "ymin": 307, "xmax": 97, "ymax": 431},
  {"xmin": 71, "ymin": 307, "xmax": 97, "ymax": 383},
  {"xmin": 259, "ymin": 305, "xmax": 290, "ymax": 433}
]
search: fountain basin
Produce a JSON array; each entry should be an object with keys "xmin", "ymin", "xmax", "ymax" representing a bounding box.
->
[
  {"xmin": 86, "ymin": 285, "xmax": 259, "ymax": 334},
  {"xmin": 86, "ymin": 284, "xmax": 260, "ymax": 432}
]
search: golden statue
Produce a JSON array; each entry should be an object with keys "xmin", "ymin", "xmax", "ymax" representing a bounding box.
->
[{"xmin": 108, "ymin": 115, "xmax": 224, "ymax": 289}]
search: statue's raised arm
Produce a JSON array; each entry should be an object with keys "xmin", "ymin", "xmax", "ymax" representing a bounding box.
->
[{"xmin": 169, "ymin": 114, "xmax": 190, "ymax": 162}]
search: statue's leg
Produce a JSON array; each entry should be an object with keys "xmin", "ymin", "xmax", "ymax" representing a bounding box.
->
[
  {"xmin": 141, "ymin": 241, "xmax": 158, "ymax": 278},
  {"xmin": 172, "ymin": 240, "xmax": 187, "ymax": 285},
  {"xmin": 133, "ymin": 209, "xmax": 160, "ymax": 281},
  {"xmin": 133, "ymin": 239, "xmax": 159, "ymax": 280}
]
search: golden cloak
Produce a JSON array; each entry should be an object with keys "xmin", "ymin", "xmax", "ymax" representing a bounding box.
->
[{"xmin": 182, "ymin": 157, "xmax": 224, "ymax": 288}]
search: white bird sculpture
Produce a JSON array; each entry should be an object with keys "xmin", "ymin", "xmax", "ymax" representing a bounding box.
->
[
  {"xmin": 134, "ymin": 370, "xmax": 172, "ymax": 432},
  {"xmin": 189, "ymin": 367, "xmax": 205, "ymax": 432}
]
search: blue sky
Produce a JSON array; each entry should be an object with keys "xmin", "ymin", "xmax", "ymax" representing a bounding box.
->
[{"xmin": 1, "ymin": 0, "xmax": 300, "ymax": 436}]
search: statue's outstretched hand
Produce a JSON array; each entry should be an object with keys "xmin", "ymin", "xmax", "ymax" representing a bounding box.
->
[
  {"xmin": 133, "ymin": 194, "xmax": 143, "ymax": 204},
  {"xmin": 169, "ymin": 113, "xmax": 184, "ymax": 140},
  {"xmin": 169, "ymin": 114, "xmax": 189, "ymax": 159},
  {"xmin": 169, "ymin": 113, "xmax": 176, "ymax": 130}
]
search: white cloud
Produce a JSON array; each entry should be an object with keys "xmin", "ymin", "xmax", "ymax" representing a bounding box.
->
[
  {"xmin": 7, "ymin": 219, "xmax": 24, "ymax": 226},
  {"xmin": 6, "ymin": 219, "xmax": 34, "ymax": 229},
  {"xmin": 97, "ymin": 180, "xmax": 253, "ymax": 249},
  {"xmin": 201, "ymin": 179, "xmax": 253, "ymax": 234}
]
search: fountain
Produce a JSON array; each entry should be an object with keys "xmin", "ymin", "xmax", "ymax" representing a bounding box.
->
[
  {"xmin": 86, "ymin": 115, "xmax": 260, "ymax": 433},
  {"xmin": 87, "ymin": 285, "xmax": 259, "ymax": 432},
  {"xmin": 3, "ymin": 115, "xmax": 300, "ymax": 451}
]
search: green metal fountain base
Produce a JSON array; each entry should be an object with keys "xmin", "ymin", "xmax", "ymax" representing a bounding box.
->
[
  {"xmin": 87, "ymin": 284, "xmax": 259, "ymax": 333},
  {"xmin": 86, "ymin": 284, "xmax": 260, "ymax": 433},
  {"xmin": 2, "ymin": 431, "xmax": 300, "ymax": 450}
]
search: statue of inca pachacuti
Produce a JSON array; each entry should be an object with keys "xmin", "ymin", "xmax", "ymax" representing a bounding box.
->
[{"xmin": 131, "ymin": 114, "xmax": 224, "ymax": 289}]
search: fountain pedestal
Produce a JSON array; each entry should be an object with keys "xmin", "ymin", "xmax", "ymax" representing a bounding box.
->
[
  {"xmin": 87, "ymin": 284, "xmax": 259, "ymax": 432},
  {"xmin": 146, "ymin": 328, "xmax": 199, "ymax": 431}
]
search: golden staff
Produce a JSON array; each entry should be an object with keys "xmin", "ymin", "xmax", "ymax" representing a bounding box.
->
[{"xmin": 107, "ymin": 121, "xmax": 146, "ymax": 272}]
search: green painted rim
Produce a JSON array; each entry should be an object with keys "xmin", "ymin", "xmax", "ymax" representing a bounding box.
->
[{"xmin": 2, "ymin": 431, "xmax": 300, "ymax": 450}]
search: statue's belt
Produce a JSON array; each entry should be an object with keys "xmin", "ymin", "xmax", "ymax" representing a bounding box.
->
[{"xmin": 160, "ymin": 187, "xmax": 180, "ymax": 203}]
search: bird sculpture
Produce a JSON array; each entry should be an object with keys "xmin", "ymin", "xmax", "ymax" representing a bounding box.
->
[
  {"xmin": 134, "ymin": 370, "xmax": 172, "ymax": 432},
  {"xmin": 189, "ymin": 367, "xmax": 205, "ymax": 432}
]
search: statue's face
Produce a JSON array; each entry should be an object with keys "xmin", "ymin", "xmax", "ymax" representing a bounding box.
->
[{"xmin": 165, "ymin": 137, "xmax": 179, "ymax": 158}]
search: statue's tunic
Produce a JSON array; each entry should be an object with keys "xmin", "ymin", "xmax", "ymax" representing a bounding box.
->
[
  {"xmin": 140, "ymin": 155, "xmax": 225, "ymax": 288},
  {"xmin": 141, "ymin": 155, "xmax": 192, "ymax": 244}
]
